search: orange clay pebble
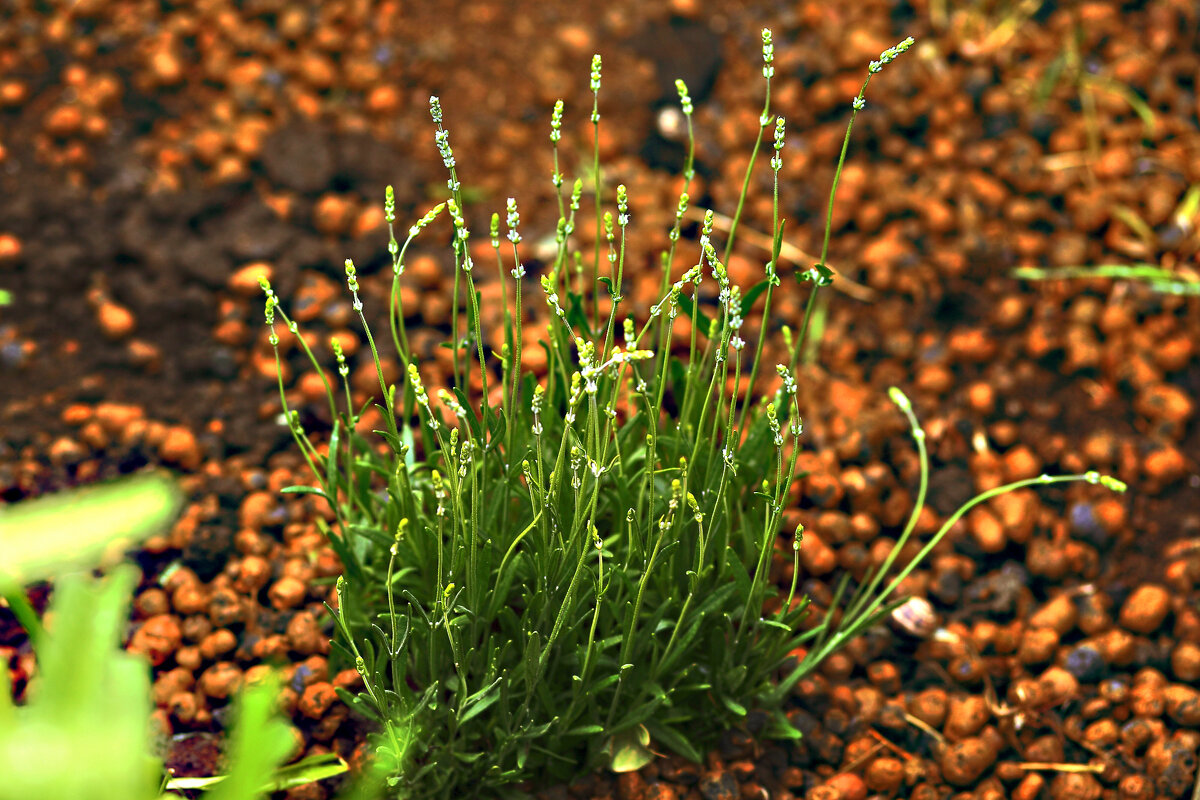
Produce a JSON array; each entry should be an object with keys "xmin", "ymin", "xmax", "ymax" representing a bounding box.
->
[
  {"xmin": 152, "ymin": 666, "xmax": 193, "ymax": 705},
  {"xmin": 298, "ymin": 682, "xmax": 338, "ymax": 719},
  {"xmin": 172, "ymin": 582, "xmax": 209, "ymax": 616},
  {"xmin": 239, "ymin": 491, "xmax": 276, "ymax": 528},
  {"xmin": 94, "ymin": 401, "xmax": 143, "ymax": 435},
  {"xmin": 799, "ymin": 530, "xmax": 836, "ymax": 576},
  {"xmin": 134, "ymin": 588, "xmax": 170, "ymax": 618},
  {"xmin": 365, "ymin": 85, "xmax": 400, "ymax": 114},
  {"xmin": 823, "ymin": 773, "xmax": 866, "ymax": 800},
  {"xmin": 0, "ymin": 80, "xmax": 28, "ymax": 107},
  {"xmin": 127, "ymin": 614, "xmax": 182, "ymax": 667},
  {"xmin": 166, "ymin": 691, "xmax": 197, "ymax": 725},
  {"xmin": 207, "ymin": 586, "xmax": 245, "ymax": 627},
  {"xmin": 229, "ymin": 262, "xmax": 272, "ymax": 297},
  {"xmin": 1017, "ymin": 627, "xmax": 1059, "ymax": 666},
  {"xmin": 97, "ymin": 300, "xmax": 135, "ymax": 340},
  {"xmin": 1143, "ymin": 444, "xmax": 1185, "ymax": 488},
  {"xmin": 199, "ymin": 661, "xmax": 242, "ymax": 701},
  {"xmin": 313, "ymin": 194, "xmax": 351, "ymax": 236},
  {"xmin": 1029, "ymin": 593, "xmax": 1078, "ymax": 636},
  {"xmin": 175, "ymin": 646, "xmax": 202, "ymax": 671},
  {"xmin": 286, "ymin": 610, "xmax": 328, "ymax": 656},
  {"xmin": 944, "ymin": 694, "xmax": 990, "ymax": 740},
  {"xmin": 909, "ymin": 687, "xmax": 948, "ymax": 729},
  {"xmin": 1119, "ymin": 584, "xmax": 1171, "ymax": 634},
  {"xmin": 353, "ymin": 205, "xmax": 385, "ymax": 237},
  {"xmin": 864, "ymin": 757, "xmax": 904, "ymax": 794},
  {"xmin": 250, "ymin": 634, "xmax": 289, "ymax": 661},
  {"xmin": 199, "ymin": 628, "xmax": 237, "ymax": 660},
  {"xmin": 298, "ymin": 370, "xmax": 330, "ymax": 404},
  {"xmin": 268, "ymin": 576, "xmax": 307, "ymax": 610},
  {"xmin": 940, "ymin": 737, "xmax": 996, "ymax": 787},
  {"xmin": 1171, "ymin": 642, "xmax": 1200, "ymax": 682},
  {"xmin": 233, "ymin": 555, "xmax": 272, "ymax": 593},
  {"xmin": 44, "ymin": 104, "xmax": 84, "ymax": 138},
  {"xmin": 1163, "ymin": 684, "xmax": 1200, "ymax": 726},
  {"xmin": 159, "ymin": 426, "xmax": 201, "ymax": 470},
  {"xmin": 0, "ymin": 233, "xmax": 21, "ymax": 263},
  {"xmin": 333, "ymin": 669, "xmax": 362, "ymax": 691}
]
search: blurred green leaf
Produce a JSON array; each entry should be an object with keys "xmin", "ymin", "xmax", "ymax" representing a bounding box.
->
[{"xmin": 0, "ymin": 472, "xmax": 181, "ymax": 587}]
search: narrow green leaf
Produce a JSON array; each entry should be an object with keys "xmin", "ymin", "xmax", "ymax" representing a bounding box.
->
[
  {"xmin": 676, "ymin": 293, "xmax": 714, "ymax": 339},
  {"xmin": 280, "ymin": 485, "xmax": 330, "ymax": 499},
  {"xmin": 644, "ymin": 721, "xmax": 702, "ymax": 763},
  {"xmin": 739, "ymin": 278, "xmax": 772, "ymax": 317}
]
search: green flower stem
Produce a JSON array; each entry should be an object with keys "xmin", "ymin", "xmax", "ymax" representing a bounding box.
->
[
  {"xmin": 842, "ymin": 390, "xmax": 927, "ymax": 625},
  {"xmin": 590, "ymin": 60, "xmax": 603, "ymax": 334},
  {"xmin": 508, "ymin": 239, "xmax": 525, "ymax": 437},
  {"xmin": 491, "ymin": 236, "xmax": 513, "ymax": 429},
  {"xmin": 724, "ymin": 58, "xmax": 772, "ymax": 261},
  {"xmin": 787, "ymin": 278, "xmax": 824, "ymax": 376},
  {"xmin": 737, "ymin": 160, "xmax": 784, "ymax": 434}
]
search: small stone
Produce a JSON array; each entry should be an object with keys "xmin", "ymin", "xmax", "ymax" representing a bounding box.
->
[
  {"xmin": 97, "ymin": 300, "xmax": 135, "ymax": 340},
  {"xmin": 945, "ymin": 694, "xmax": 990, "ymax": 740},
  {"xmin": 1143, "ymin": 444, "xmax": 1186, "ymax": 488},
  {"xmin": 229, "ymin": 262, "xmax": 272, "ymax": 297},
  {"xmin": 134, "ymin": 588, "xmax": 170, "ymax": 618},
  {"xmin": 909, "ymin": 687, "xmax": 948, "ymax": 729},
  {"xmin": 160, "ymin": 426, "xmax": 201, "ymax": 470},
  {"xmin": 1065, "ymin": 644, "xmax": 1106, "ymax": 682},
  {"xmin": 199, "ymin": 661, "xmax": 242, "ymax": 700},
  {"xmin": 616, "ymin": 771, "xmax": 646, "ymax": 800},
  {"xmin": 45, "ymin": 104, "xmax": 83, "ymax": 137},
  {"xmin": 268, "ymin": 576, "xmax": 307, "ymax": 610},
  {"xmin": 1017, "ymin": 626, "xmax": 1059, "ymax": 666},
  {"xmin": 207, "ymin": 587, "xmax": 245, "ymax": 627},
  {"xmin": 890, "ymin": 596, "xmax": 938, "ymax": 639},
  {"xmin": 940, "ymin": 737, "xmax": 996, "ymax": 786},
  {"xmin": 127, "ymin": 614, "xmax": 182, "ymax": 666},
  {"xmin": 1038, "ymin": 666, "xmax": 1080, "ymax": 706},
  {"xmin": 1030, "ymin": 593, "xmax": 1078, "ymax": 636},
  {"xmin": 799, "ymin": 530, "xmax": 836, "ymax": 576},
  {"xmin": 233, "ymin": 555, "xmax": 272, "ymax": 594},
  {"xmin": 286, "ymin": 610, "xmax": 328, "ymax": 655},
  {"xmin": 168, "ymin": 691, "xmax": 198, "ymax": 724},
  {"xmin": 284, "ymin": 783, "xmax": 326, "ymax": 800},
  {"xmin": 298, "ymin": 681, "xmax": 337, "ymax": 719},
  {"xmin": 824, "ymin": 772, "xmax": 866, "ymax": 800},
  {"xmin": 864, "ymin": 757, "xmax": 904, "ymax": 793},
  {"xmin": 1119, "ymin": 584, "xmax": 1171, "ymax": 634},
  {"xmin": 1117, "ymin": 773, "xmax": 1153, "ymax": 800},
  {"xmin": 698, "ymin": 768, "xmax": 736, "ymax": 800},
  {"xmin": 238, "ymin": 491, "xmax": 276, "ymax": 529},
  {"xmin": 1164, "ymin": 684, "xmax": 1200, "ymax": 726},
  {"xmin": 1012, "ymin": 773, "xmax": 1044, "ymax": 800},
  {"xmin": 199, "ymin": 628, "xmax": 237, "ymax": 661},
  {"xmin": 172, "ymin": 583, "xmax": 210, "ymax": 616},
  {"xmin": 1145, "ymin": 735, "xmax": 1197, "ymax": 797},
  {"xmin": 1171, "ymin": 642, "xmax": 1200, "ymax": 682},
  {"xmin": 1048, "ymin": 772, "xmax": 1102, "ymax": 800},
  {"xmin": 0, "ymin": 233, "xmax": 22, "ymax": 263}
]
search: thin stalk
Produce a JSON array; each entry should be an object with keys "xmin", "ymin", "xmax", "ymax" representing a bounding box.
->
[
  {"xmin": 590, "ymin": 60, "xmax": 603, "ymax": 333},
  {"xmin": 2, "ymin": 587, "xmax": 43, "ymax": 650},
  {"xmin": 738, "ymin": 153, "xmax": 784, "ymax": 434},
  {"xmin": 723, "ymin": 45, "xmax": 773, "ymax": 261}
]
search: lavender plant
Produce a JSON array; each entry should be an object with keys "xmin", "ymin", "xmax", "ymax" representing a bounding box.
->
[{"xmin": 260, "ymin": 31, "xmax": 1126, "ymax": 799}]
